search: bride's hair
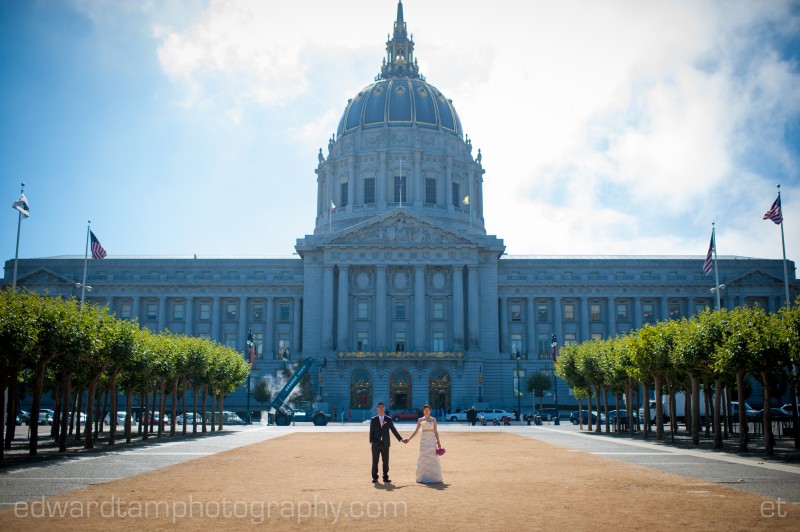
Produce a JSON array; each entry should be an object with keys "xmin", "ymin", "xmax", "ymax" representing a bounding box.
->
[{"xmin": 422, "ymin": 404, "xmax": 431, "ymax": 411}]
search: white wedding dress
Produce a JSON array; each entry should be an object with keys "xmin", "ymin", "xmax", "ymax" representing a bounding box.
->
[{"xmin": 415, "ymin": 418, "xmax": 443, "ymax": 483}]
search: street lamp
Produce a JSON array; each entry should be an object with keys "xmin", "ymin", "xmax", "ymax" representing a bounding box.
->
[
  {"xmin": 514, "ymin": 353, "xmax": 523, "ymax": 422},
  {"xmin": 551, "ymin": 333, "xmax": 560, "ymax": 425},
  {"xmin": 478, "ymin": 363, "xmax": 483, "ymax": 402},
  {"xmin": 245, "ymin": 331, "xmax": 255, "ymax": 424}
]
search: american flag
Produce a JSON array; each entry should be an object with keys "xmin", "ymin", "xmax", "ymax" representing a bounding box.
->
[
  {"xmin": 763, "ymin": 195, "xmax": 782, "ymax": 225},
  {"xmin": 702, "ymin": 231, "xmax": 714, "ymax": 274},
  {"xmin": 90, "ymin": 230, "xmax": 107, "ymax": 259},
  {"xmin": 247, "ymin": 331, "xmax": 256, "ymax": 367}
]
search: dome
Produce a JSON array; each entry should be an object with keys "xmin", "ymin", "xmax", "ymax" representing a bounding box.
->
[{"xmin": 336, "ymin": 78, "xmax": 463, "ymax": 138}]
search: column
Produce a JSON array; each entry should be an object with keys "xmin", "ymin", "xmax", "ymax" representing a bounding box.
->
[
  {"xmin": 413, "ymin": 152, "xmax": 422, "ymax": 207},
  {"xmin": 346, "ymin": 158, "xmax": 354, "ymax": 212},
  {"xmin": 607, "ymin": 297, "xmax": 615, "ymax": 338},
  {"xmin": 414, "ymin": 266, "xmax": 425, "ymax": 350},
  {"xmin": 376, "ymin": 266, "xmax": 387, "ymax": 351},
  {"xmin": 467, "ymin": 265, "xmax": 480, "ymax": 349},
  {"xmin": 452, "ymin": 266, "xmax": 464, "ymax": 350},
  {"xmin": 660, "ymin": 297, "xmax": 669, "ymax": 322},
  {"xmin": 378, "ymin": 151, "xmax": 387, "ymax": 206},
  {"xmin": 185, "ymin": 297, "xmax": 194, "ymax": 336},
  {"xmin": 526, "ymin": 298, "xmax": 536, "ymax": 355},
  {"xmin": 553, "ymin": 296, "xmax": 563, "ymax": 344},
  {"xmin": 633, "ymin": 297, "xmax": 642, "ymax": 329},
  {"xmin": 337, "ymin": 265, "xmax": 349, "ymax": 350},
  {"xmin": 499, "ymin": 296, "xmax": 508, "ymax": 353},
  {"xmin": 132, "ymin": 296, "xmax": 141, "ymax": 323},
  {"xmin": 238, "ymin": 297, "xmax": 248, "ymax": 351},
  {"xmin": 158, "ymin": 297, "xmax": 167, "ymax": 331},
  {"xmin": 293, "ymin": 296, "xmax": 302, "ymax": 354},
  {"xmin": 106, "ymin": 297, "xmax": 114, "ymax": 312},
  {"xmin": 212, "ymin": 296, "xmax": 221, "ymax": 342},
  {"xmin": 265, "ymin": 297, "xmax": 275, "ymax": 355},
  {"xmin": 445, "ymin": 157, "xmax": 453, "ymax": 213},
  {"xmin": 580, "ymin": 296, "xmax": 589, "ymax": 342},
  {"xmin": 322, "ymin": 266, "xmax": 335, "ymax": 350}
]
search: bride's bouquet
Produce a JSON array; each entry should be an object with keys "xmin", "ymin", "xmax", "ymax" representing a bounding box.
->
[{"xmin": 435, "ymin": 445, "xmax": 446, "ymax": 456}]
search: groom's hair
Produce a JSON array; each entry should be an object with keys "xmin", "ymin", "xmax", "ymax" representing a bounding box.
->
[{"xmin": 376, "ymin": 402, "xmax": 385, "ymax": 407}]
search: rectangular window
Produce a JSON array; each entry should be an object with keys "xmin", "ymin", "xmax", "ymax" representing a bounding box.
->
[
  {"xmin": 251, "ymin": 332, "xmax": 263, "ymax": 359},
  {"xmin": 364, "ymin": 178, "xmax": 375, "ymax": 204},
  {"xmin": 669, "ymin": 303, "xmax": 680, "ymax": 320},
  {"xmin": 173, "ymin": 303, "xmax": 185, "ymax": 321},
  {"xmin": 432, "ymin": 301, "xmax": 444, "ymax": 320},
  {"xmin": 616, "ymin": 303, "xmax": 628, "ymax": 322},
  {"xmin": 224, "ymin": 332, "xmax": 237, "ymax": 349},
  {"xmin": 451, "ymin": 182, "xmax": 460, "ymax": 208},
  {"xmin": 357, "ymin": 331, "xmax": 369, "ymax": 352},
  {"xmin": 279, "ymin": 303, "xmax": 291, "ymax": 322},
  {"xmin": 120, "ymin": 302, "xmax": 132, "ymax": 319},
  {"xmin": 225, "ymin": 303, "xmax": 237, "ymax": 321},
  {"xmin": 564, "ymin": 333, "xmax": 577, "ymax": 345},
  {"xmin": 278, "ymin": 335, "xmax": 290, "ymax": 357},
  {"xmin": 357, "ymin": 301, "xmax": 368, "ymax": 319},
  {"xmin": 432, "ymin": 331, "xmax": 444, "ymax": 352},
  {"xmin": 146, "ymin": 303, "xmax": 157, "ymax": 321},
  {"xmin": 537, "ymin": 303, "xmax": 549, "ymax": 321},
  {"xmin": 395, "ymin": 331, "xmax": 406, "ymax": 352},
  {"xmin": 199, "ymin": 303, "xmax": 211, "ymax": 321},
  {"xmin": 510, "ymin": 333, "xmax": 523, "ymax": 355},
  {"xmin": 394, "ymin": 175, "xmax": 407, "ymax": 203},
  {"xmin": 425, "ymin": 178, "xmax": 437, "ymax": 205},
  {"xmin": 510, "ymin": 303, "xmax": 521, "ymax": 321},
  {"xmin": 592, "ymin": 333, "xmax": 603, "ymax": 340},
  {"xmin": 643, "ymin": 303, "xmax": 655, "ymax": 323},
  {"xmin": 252, "ymin": 304, "xmax": 264, "ymax": 321},
  {"xmin": 395, "ymin": 302, "xmax": 406, "ymax": 320},
  {"xmin": 564, "ymin": 303, "xmax": 575, "ymax": 321},
  {"xmin": 537, "ymin": 334, "xmax": 551, "ymax": 360},
  {"xmin": 340, "ymin": 182, "xmax": 348, "ymax": 208},
  {"xmin": 590, "ymin": 303, "xmax": 601, "ymax": 321}
]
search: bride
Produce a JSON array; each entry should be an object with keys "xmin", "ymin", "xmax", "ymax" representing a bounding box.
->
[{"xmin": 404, "ymin": 404, "xmax": 443, "ymax": 483}]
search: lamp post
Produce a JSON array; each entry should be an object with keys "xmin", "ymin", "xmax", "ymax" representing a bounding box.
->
[
  {"xmin": 478, "ymin": 363, "xmax": 483, "ymax": 403},
  {"xmin": 514, "ymin": 353, "xmax": 523, "ymax": 422},
  {"xmin": 551, "ymin": 333, "xmax": 560, "ymax": 425},
  {"xmin": 245, "ymin": 331, "xmax": 255, "ymax": 424}
]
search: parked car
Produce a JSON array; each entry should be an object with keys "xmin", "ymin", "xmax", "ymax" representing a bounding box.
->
[
  {"xmin": 205, "ymin": 411, "xmax": 245, "ymax": 425},
  {"xmin": 730, "ymin": 401, "xmax": 760, "ymax": 421},
  {"xmin": 69, "ymin": 412, "xmax": 87, "ymax": 425},
  {"xmin": 30, "ymin": 409, "xmax": 55, "ymax": 425},
  {"xmin": 449, "ymin": 409, "xmax": 472, "ymax": 422},
  {"xmin": 104, "ymin": 411, "xmax": 129, "ymax": 426},
  {"xmin": 17, "ymin": 410, "xmax": 30, "ymax": 425},
  {"xmin": 569, "ymin": 410, "xmax": 605, "ymax": 425},
  {"xmin": 391, "ymin": 409, "xmax": 421, "ymax": 422},
  {"xmin": 176, "ymin": 412, "xmax": 204, "ymax": 425},
  {"xmin": 607, "ymin": 409, "xmax": 637, "ymax": 424},
  {"xmin": 761, "ymin": 408, "xmax": 791, "ymax": 420},
  {"xmin": 478, "ymin": 409, "xmax": 515, "ymax": 423},
  {"xmin": 781, "ymin": 404, "xmax": 797, "ymax": 415}
]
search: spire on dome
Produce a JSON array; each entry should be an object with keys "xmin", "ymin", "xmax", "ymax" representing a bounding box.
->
[{"xmin": 379, "ymin": 0, "xmax": 421, "ymax": 79}]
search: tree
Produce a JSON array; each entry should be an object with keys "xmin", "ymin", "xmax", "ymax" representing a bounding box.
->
[
  {"xmin": 253, "ymin": 378, "xmax": 273, "ymax": 406},
  {"xmin": 526, "ymin": 372, "xmax": 552, "ymax": 411}
]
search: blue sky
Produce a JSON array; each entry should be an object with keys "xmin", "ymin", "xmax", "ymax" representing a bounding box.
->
[{"xmin": 2, "ymin": 0, "xmax": 799, "ymax": 270}]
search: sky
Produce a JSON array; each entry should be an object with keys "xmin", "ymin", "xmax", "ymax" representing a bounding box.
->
[{"xmin": 1, "ymin": 0, "xmax": 799, "ymax": 270}]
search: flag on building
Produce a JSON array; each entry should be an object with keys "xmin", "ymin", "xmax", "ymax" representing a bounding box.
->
[
  {"xmin": 90, "ymin": 230, "xmax": 107, "ymax": 259},
  {"xmin": 12, "ymin": 193, "xmax": 29, "ymax": 219},
  {"xmin": 702, "ymin": 231, "xmax": 714, "ymax": 274},
  {"xmin": 763, "ymin": 195, "xmax": 782, "ymax": 225},
  {"xmin": 330, "ymin": 201, "xmax": 335, "ymax": 212},
  {"xmin": 247, "ymin": 331, "xmax": 256, "ymax": 367}
]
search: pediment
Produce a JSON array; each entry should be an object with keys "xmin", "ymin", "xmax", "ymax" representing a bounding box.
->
[
  {"xmin": 726, "ymin": 269, "xmax": 785, "ymax": 286},
  {"xmin": 17, "ymin": 268, "xmax": 73, "ymax": 286},
  {"xmin": 329, "ymin": 212, "xmax": 475, "ymax": 247}
]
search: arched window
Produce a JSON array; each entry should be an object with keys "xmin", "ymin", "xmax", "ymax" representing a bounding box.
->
[
  {"xmin": 389, "ymin": 370, "xmax": 412, "ymax": 410},
  {"xmin": 428, "ymin": 369, "xmax": 451, "ymax": 411},
  {"xmin": 350, "ymin": 370, "xmax": 372, "ymax": 409}
]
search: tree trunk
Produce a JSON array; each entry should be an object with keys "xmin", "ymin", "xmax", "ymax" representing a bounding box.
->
[
  {"xmin": 3, "ymin": 370, "xmax": 15, "ymax": 454},
  {"xmin": 51, "ymin": 382, "xmax": 61, "ymax": 440},
  {"xmin": 150, "ymin": 385, "xmax": 158, "ymax": 436},
  {"xmin": 170, "ymin": 378, "xmax": 179, "ymax": 437},
  {"xmin": 736, "ymin": 371, "xmax": 748, "ymax": 452},
  {"xmin": 654, "ymin": 374, "xmax": 664, "ymax": 441},
  {"xmin": 703, "ymin": 385, "xmax": 711, "ymax": 438},
  {"xmin": 218, "ymin": 393, "xmax": 224, "ymax": 432},
  {"xmin": 84, "ymin": 378, "xmax": 98, "ymax": 449},
  {"xmin": 790, "ymin": 384, "xmax": 799, "ymax": 449},
  {"xmin": 99, "ymin": 383, "xmax": 109, "ymax": 437},
  {"xmin": 641, "ymin": 382, "xmax": 650, "ymax": 440},
  {"xmin": 684, "ymin": 379, "xmax": 692, "ymax": 435},
  {"xmin": 210, "ymin": 390, "xmax": 216, "ymax": 432},
  {"xmin": 713, "ymin": 378, "xmax": 723, "ymax": 449},
  {"xmin": 192, "ymin": 385, "xmax": 199, "ymax": 434},
  {"xmin": 158, "ymin": 381, "xmax": 167, "ymax": 438},
  {"xmin": 762, "ymin": 374, "xmax": 774, "ymax": 456},
  {"xmin": 58, "ymin": 371, "xmax": 72, "ymax": 453},
  {"xmin": 0, "ymin": 369, "xmax": 6, "ymax": 460},
  {"xmin": 723, "ymin": 386, "xmax": 730, "ymax": 440},
  {"xmin": 125, "ymin": 387, "xmax": 134, "ymax": 444},
  {"xmin": 201, "ymin": 385, "xmax": 208, "ymax": 433},
  {"xmin": 108, "ymin": 372, "xmax": 119, "ymax": 445},
  {"xmin": 691, "ymin": 375, "xmax": 701, "ymax": 446},
  {"xmin": 667, "ymin": 381, "xmax": 676, "ymax": 444}
]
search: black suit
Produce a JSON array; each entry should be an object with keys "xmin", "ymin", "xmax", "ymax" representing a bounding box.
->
[{"xmin": 369, "ymin": 415, "xmax": 403, "ymax": 481}]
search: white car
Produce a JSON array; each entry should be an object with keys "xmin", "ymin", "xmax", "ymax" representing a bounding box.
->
[
  {"xmin": 104, "ymin": 411, "xmax": 129, "ymax": 425},
  {"xmin": 478, "ymin": 409, "xmax": 515, "ymax": 422}
]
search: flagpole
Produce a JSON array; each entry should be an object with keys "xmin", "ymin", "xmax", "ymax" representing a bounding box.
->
[
  {"xmin": 11, "ymin": 182, "xmax": 25, "ymax": 291},
  {"xmin": 711, "ymin": 223, "xmax": 721, "ymax": 312},
  {"xmin": 776, "ymin": 185, "xmax": 790, "ymax": 304},
  {"xmin": 81, "ymin": 221, "xmax": 90, "ymax": 309}
]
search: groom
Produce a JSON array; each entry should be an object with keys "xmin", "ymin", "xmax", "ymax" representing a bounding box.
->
[{"xmin": 369, "ymin": 402, "xmax": 405, "ymax": 483}]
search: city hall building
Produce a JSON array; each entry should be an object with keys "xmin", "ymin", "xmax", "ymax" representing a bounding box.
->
[{"xmin": 5, "ymin": 2, "xmax": 797, "ymax": 417}]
